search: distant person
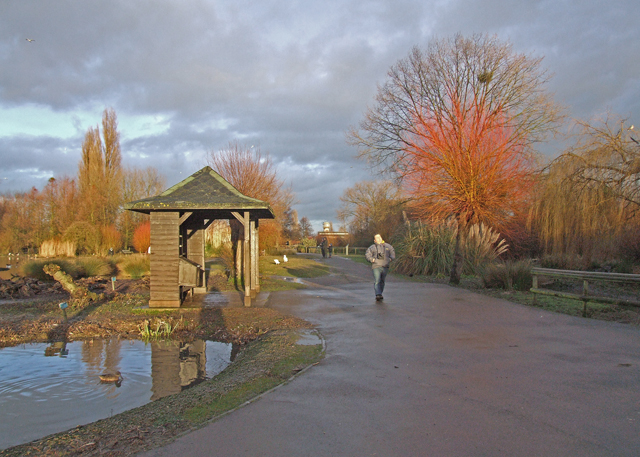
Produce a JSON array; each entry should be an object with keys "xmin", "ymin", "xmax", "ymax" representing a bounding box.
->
[
  {"xmin": 365, "ymin": 234, "xmax": 395, "ymax": 301},
  {"xmin": 320, "ymin": 237, "xmax": 328, "ymax": 258},
  {"xmin": 328, "ymin": 243, "xmax": 333, "ymax": 258}
]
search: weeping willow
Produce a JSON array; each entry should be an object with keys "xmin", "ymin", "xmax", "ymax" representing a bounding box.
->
[{"xmin": 529, "ymin": 128, "xmax": 635, "ymax": 264}]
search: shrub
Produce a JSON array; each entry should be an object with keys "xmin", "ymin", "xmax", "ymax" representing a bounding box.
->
[
  {"xmin": 540, "ymin": 253, "xmax": 583, "ymax": 270},
  {"xmin": 75, "ymin": 256, "xmax": 115, "ymax": 277},
  {"xmin": 100, "ymin": 225, "xmax": 122, "ymax": 255},
  {"xmin": 214, "ymin": 242, "xmax": 234, "ymax": 272},
  {"xmin": 392, "ymin": 221, "xmax": 455, "ymax": 277},
  {"xmin": 301, "ymin": 237, "xmax": 317, "ymax": 248},
  {"xmin": 118, "ymin": 254, "xmax": 150, "ymax": 279},
  {"xmin": 132, "ymin": 221, "xmax": 151, "ymax": 253},
  {"xmin": 267, "ymin": 247, "xmax": 297, "ymax": 256},
  {"xmin": 63, "ymin": 221, "xmax": 102, "ymax": 255},
  {"xmin": 480, "ymin": 259, "xmax": 533, "ymax": 291},
  {"xmin": 21, "ymin": 258, "xmax": 80, "ymax": 281}
]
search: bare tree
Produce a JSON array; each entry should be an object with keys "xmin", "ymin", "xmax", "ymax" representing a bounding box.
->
[
  {"xmin": 349, "ymin": 34, "xmax": 562, "ymax": 283},
  {"xmin": 207, "ymin": 142, "xmax": 294, "ymax": 277},
  {"xmin": 564, "ymin": 117, "xmax": 640, "ymax": 211},
  {"xmin": 337, "ymin": 180, "xmax": 406, "ymax": 244},
  {"xmin": 121, "ymin": 166, "xmax": 166, "ymax": 249},
  {"xmin": 299, "ymin": 216, "xmax": 314, "ymax": 238}
]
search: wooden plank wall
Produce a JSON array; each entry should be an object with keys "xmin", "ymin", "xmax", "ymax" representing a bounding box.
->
[
  {"xmin": 150, "ymin": 211, "xmax": 181, "ymax": 307},
  {"xmin": 187, "ymin": 224, "xmax": 206, "ymax": 293}
]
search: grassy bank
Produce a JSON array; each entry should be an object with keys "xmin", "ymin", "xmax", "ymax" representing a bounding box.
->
[{"xmin": 413, "ymin": 274, "xmax": 640, "ymax": 325}]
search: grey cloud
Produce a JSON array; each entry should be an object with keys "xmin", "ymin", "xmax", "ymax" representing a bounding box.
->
[{"xmin": 1, "ymin": 0, "xmax": 638, "ymax": 224}]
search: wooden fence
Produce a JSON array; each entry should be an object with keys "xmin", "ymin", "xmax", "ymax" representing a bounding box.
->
[
  {"xmin": 293, "ymin": 245, "xmax": 368, "ymax": 256},
  {"xmin": 530, "ymin": 267, "xmax": 640, "ymax": 316}
]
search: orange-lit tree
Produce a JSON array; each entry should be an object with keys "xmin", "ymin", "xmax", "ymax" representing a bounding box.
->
[
  {"xmin": 78, "ymin": 107, "xmax": 123, "ymax": 227},
  {"xmin": 132, "ymin": 221, "xmax": 151, "ymax": 254},
  {"xmin": 403, "ymin": 103, "xmax": 536, "ymax": 282},
  {"xmin": 350, "ymin": 34, "xmax": 562, "ymax": 283}
]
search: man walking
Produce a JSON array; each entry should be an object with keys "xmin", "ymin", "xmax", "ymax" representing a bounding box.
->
[{"xmin": 365, "ymin": 234, "xmax": 395, "ymax": 301}]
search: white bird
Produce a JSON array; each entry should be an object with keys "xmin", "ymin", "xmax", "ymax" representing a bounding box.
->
[
  {"xmin": 283, "ymin": 255, "xmax": 288, "ymax": 262},
  {"xmin": 274, "ymin": 259, "xmax": 280, "ymax": 265},
  {"xmin": 26, "ymin": 38, "xmax": 35, "ymax": 42}
]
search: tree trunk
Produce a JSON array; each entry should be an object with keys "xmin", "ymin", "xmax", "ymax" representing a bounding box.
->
[
  {"xmin": 43, "ymin": 264, "xmax": 98, "ymax": 302},
  {"xmin": 449, "ymin": 218, "xmax": 464, "ymax": 285}
]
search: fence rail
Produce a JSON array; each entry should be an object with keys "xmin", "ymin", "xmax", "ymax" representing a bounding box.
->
[
  {"xmin": 530, "ymin": 267, "xmax": 640, "ymax": 316},
  {"xmin": 292, "ymin": 245, "xmax": 367, "ymax": 256}
]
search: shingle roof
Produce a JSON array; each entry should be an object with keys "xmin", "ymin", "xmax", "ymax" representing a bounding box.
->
[{"xmin": 125, "ymin": 166, "xmax": 275, "ymax": 219}]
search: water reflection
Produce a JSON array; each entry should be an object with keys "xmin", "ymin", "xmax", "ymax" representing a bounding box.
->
[
  {"xmin": 0, "ymin": 254, "xmax": 30, "ymax": 280},
  {"xmin": 0, "ymin": 338, "xmax": 234, "ymax": 450}
]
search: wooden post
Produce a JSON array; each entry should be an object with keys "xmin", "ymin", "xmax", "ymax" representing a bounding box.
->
[
  {"xmin": 243, "ymin": 212, "xmax": 251, "ymax": 306},
  {"xmin": 582, "ymin": 279, "xmax": 589, "ymax": 317},
  {"xmin": 187, "ymin": 223, "xmax": 206, "ymax": 294},
  {"xmin": 249, "ymin": 219, "xmax": 256, "ymax": 298},
  {"xmin": 249, "ymin": 219, "xmax": 261, "ymax": 296},
  {"xmin": 255, "ymin": 219, "xmax": 260, "ymax": 293},
  {"xmin": 532, "ymin": 273, "xmax": 538, "ymax": 305}
]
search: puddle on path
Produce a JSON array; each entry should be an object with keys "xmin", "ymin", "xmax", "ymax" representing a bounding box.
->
[
  {"xmin": 0, "ymin": 338, "xmax": 235, "ymax": 450},
  {"xmin": 296, "ymin": 329, "xmax": 322, "ymax": 346}
]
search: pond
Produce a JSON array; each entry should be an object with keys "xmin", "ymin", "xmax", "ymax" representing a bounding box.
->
[
  {"xmin": 0, "ymin": 254, "xmax": 28, "ymax": 281},
  {"xmin": 0, "ymin": 338, "xmax": 236, "ymax": 450}
]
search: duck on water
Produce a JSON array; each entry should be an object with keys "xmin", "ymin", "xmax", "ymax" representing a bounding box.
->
[{"xmin": 99, "ymin": 371, "xmax": 123, "ymax": 387}]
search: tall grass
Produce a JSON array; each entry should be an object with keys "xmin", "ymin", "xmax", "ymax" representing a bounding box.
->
[
  {"xmin": 118, "ymin": 254, "xmax": 150, "ymax": 279},
  {"xmin": 23, "ymin": 256, "xmax": 127, "ymax": 280},
  {"xmin": 464, "ymin": 223, "xmax": 509, "ymax": 273},
  {"xmin": 393, "ymin": 221, "xmax": 509, "ymax": 277},
  {"xmin": 480, "ymin": 259, "xmax": 533, "ymax": 291},
  {"xmin": 76, "ymin": 257, "xmax": 115, "ymax": 277},
  {"xmin": 392, "ymin": 221, "xmax": 455, "ymax": 277}
]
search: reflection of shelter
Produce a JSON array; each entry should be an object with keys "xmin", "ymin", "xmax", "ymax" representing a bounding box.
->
[
  {"xmin": 126, "ymin": 166, "xmax": 274, "ymax": 307},
  {"xmin": 149, "ymin": 341, "xmax": 214, "ymax": 401}
]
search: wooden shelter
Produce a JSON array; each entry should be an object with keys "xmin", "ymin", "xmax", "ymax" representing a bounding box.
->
[{"xmin": 125, "ymin": 166, "xmax": 274, "ymax": 308}]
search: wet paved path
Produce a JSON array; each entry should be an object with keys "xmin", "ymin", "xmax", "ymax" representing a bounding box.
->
[{"xmin": 141, "ymin": 256, "xmax": 640, "ymax": 456}]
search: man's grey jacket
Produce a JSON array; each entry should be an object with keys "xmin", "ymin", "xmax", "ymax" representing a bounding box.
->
[{"xmin": 365, "ymin": 242, "xmax": 396, "ymax": 269}]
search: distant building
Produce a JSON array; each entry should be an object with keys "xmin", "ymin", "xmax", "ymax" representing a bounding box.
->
[{"xmin": 316, "ymin": 221, "xmax": 349, "ymax": 246}]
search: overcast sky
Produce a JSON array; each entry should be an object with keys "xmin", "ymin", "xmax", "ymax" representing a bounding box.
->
[{"xmin": 1, "ymin": 0, "xmax": 638, "ymax": 231}]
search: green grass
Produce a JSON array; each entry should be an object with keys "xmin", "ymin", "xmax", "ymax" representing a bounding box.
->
[
  {"xmin": 259, "ymin": 255, "xmax": 330, "ymax": 278},
  {"xmin": 183, "ymin": 377, "xmax": 277, "ymax": 423}
]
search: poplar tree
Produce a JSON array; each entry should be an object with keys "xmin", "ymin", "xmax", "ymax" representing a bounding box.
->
[{"xmin": 78, "ymin": 108, "xmax": 123, "ymax": 227}]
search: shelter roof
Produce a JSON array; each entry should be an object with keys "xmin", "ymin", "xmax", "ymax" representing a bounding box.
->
[{"xmin": 125, "ymin": 166, "xmax": 275, "ymax": 219}]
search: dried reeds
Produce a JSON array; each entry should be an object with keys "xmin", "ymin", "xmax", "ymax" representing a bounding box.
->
[{"xmin": 39, "ymin": 239, "xmax": 76, "ymax": 258}]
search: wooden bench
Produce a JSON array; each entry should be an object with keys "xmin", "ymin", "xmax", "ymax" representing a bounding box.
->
[{"xmin": 530, "ymin": 267, "xmax": 640, "ymax": 316}]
